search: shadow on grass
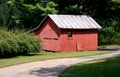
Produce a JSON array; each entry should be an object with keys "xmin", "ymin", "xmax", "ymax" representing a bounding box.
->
[
  {"xmin": 59, "ymin": 55, "xmax": 120, "ymax": 77},
  {"xmin": 98, "ymin": 47, "xmax": 120, "ymax": 51},
  {"xmin": 0, "ymin": 52, "xmax": 47, "ymax": 59}
]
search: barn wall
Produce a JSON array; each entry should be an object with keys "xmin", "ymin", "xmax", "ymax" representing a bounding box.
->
[
  {"xmin": 34, "ymin": 17, "xmax": 98, "ymax": 52},
  {"xmin": 60, "ymin": 29, "xmax": 98, "ymax": 51},
  {"xmin": 76, "ymin": 29, "xmax": 98, "ymax": 51},
  {"xmin": 60, "ymin": 29, "xmax": 77, "ymax": 51},
  {"xmin": 34, "ymin": 17, "xmax": 61, "ymax": 51}
]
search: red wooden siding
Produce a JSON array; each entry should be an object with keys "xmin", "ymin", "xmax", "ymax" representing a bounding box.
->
[
  {"xmin": 76, "ymin": 29, "xmax": 98, "ymax": 51},
  {"xmin": 60, "ymin": 29, "xmax": 98, "ymax": 51},
  {"xmin": 34, "ymin": 17, "xmax": 99, "ymax": 52},
  {"xmin": 60, "ymin": 30, "xmax": 77, "ymax": 51},
  {"xmin": 34, "ymin": 17, "xmax": 61, "ymax": 51}
]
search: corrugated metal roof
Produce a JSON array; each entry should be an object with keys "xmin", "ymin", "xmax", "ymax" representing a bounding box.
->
[
  {"xmin": 31, "ymin": 14, "xmax": 101, "ymax": 32},
  {"xmin": 48, "ymin": 14, "xmax": 101, "ymax": 29}
]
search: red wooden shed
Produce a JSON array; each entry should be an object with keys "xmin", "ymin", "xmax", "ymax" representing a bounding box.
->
[{"xmin": 33, "ymin": 14, "xmax": 101, "ymax": 52}]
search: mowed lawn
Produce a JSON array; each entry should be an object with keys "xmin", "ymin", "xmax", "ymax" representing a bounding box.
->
[
  {"xmin": 0, "ymin": 51, "xmax": 109, "ymax": 68},
  {"xmin": 59, "ymin": 55, "xmax": 120, "ymax": 77}
]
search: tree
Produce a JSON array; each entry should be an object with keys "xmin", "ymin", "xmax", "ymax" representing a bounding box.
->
[
  {"xmin": 61, "ymin": 4, "xmax": 83, "ymax": 15},
  {"xmin": 7, "ymin": 0, "xmax": 58, "ymax": 29},
  {"xmin": 0, "ymin": 0, "xmax": 18, "ymax": 28},
  {"xmin": 36, "ymin": 1, "xmax": 58, "ymax": 16}
]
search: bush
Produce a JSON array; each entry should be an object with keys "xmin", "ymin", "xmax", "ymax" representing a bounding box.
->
[
  {"xmin": 113, "ymin": 33, "xmax": 120, "ymax": 45},
  {"xmin": 98, "ymin": 27, "xmax": 120, "ymax": 45},
  {"xmin": 0, "ymin": 28, "xmax": 42, "ymax": 57},
  {"xmin": 98, "ymin": 27, "xmax": 115, "ymax": 45}
]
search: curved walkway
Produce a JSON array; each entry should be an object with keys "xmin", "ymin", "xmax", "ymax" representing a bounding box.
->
[{"xmin": 0, "ymin": 51, "xmax": 120, "ymax": 77}]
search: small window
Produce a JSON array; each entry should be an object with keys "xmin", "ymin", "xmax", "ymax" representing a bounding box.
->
[{"xmin": 68, "ymin": 32, "xmax": 72, "ymax": 38}]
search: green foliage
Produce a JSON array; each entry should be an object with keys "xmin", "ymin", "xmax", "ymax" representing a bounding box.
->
[
  {"xmin": 0, "ymin": 0, "xmax": 120, "ymax": 45},
  {"xmin": 0, "ymin": 28, "xmax": 42, "ymax": 57},
  {"xmin": 99, "ymin": 27, "xmax": 115, "ymax": 45},
  {"xmin": 62, "ymin": 4, "xmax": 83, "ymax": 14},
  {"xmin": 97, "ymin": 17, "xmax": 120, "ymax": 45},
  {"xmin": 0, "ymin": 0, "xmax": 20, "ymax": 28},
  {"xmin": 36, "ymin": 1, "xmax": 58, "ymax": 16},
  {"xmin": 6, "ymin": 0, "xmax": 58, "ymax": 29},
  {"xmin": 113, "ymin": 33, "xmax": 120, "ymax": 45}
]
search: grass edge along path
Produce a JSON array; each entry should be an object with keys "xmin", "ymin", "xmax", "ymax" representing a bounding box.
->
[
  {"xmin": 59, "ymin": 55, "xmax": 120, "ymax": 77},
  {"xmin": 0, "ymin": 51, "xmax": 109, "ymax": 68}
]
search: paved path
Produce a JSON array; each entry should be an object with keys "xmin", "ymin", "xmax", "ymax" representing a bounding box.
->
[{"xmin": 0, "ymin": 51, "xmax": 120, "ymax": 77}]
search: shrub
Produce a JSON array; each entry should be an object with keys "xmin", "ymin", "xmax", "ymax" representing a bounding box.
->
[
  {"xmin": 113, "ymin": 33, "xmax": 120, "ymax": 45},
  {"xmin": 98, "ymin": 27, "xmax": 115, "ymax": 45},
  {"xmin": 0, "ymin": 28, "xmax": 42, "ymax": 57}
]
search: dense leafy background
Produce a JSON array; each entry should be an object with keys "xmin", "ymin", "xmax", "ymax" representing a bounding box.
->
[{"xmin": 0, "ymin": 0, "xmax": 120, "ymax": 45}]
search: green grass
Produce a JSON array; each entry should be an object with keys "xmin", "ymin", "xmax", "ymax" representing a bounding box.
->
[
  {"xmin": 59, "ymin": 55, "xmax": 120, "ymax": 77},
  {"xmin": 0, "ymin": 51, "xmax": 109, "ymax": 68}
]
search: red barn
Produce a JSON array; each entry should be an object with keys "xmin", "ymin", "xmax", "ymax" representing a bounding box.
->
[{"xmin": 33, "ymin": 14, "xmax": 101, "ymax": 52}]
